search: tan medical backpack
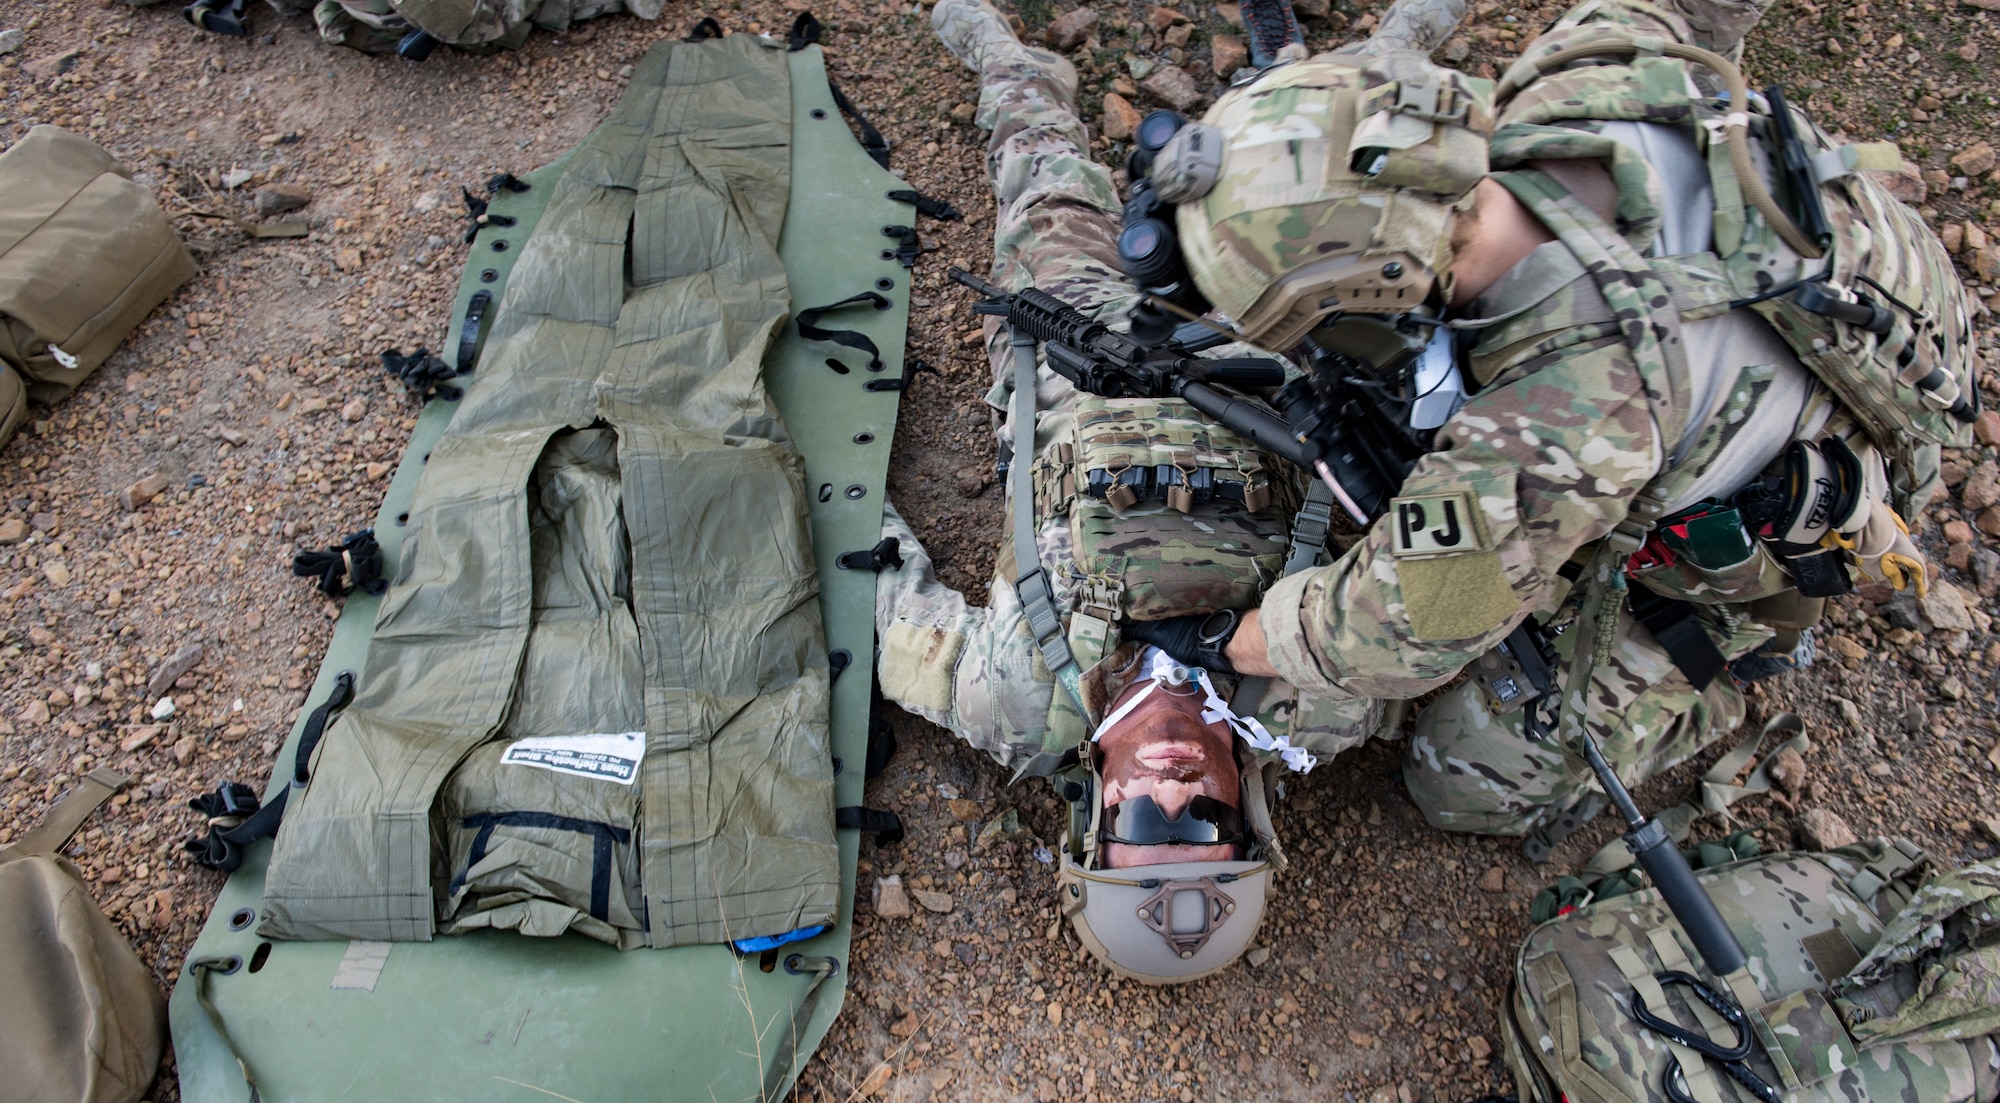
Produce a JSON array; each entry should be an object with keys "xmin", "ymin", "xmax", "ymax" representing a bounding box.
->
[
  {"xmin": 0, "ymin": 126, "xmax": 195, "ymax": 447},
  {"xmin": 0, "ymin": 767, "xmax": 165, "ymax": 1103}
]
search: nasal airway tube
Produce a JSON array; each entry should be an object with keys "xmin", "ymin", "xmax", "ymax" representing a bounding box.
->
[{"xmin": 1092, "ymin": 648, "xmax": 1318, "ymax": 773}]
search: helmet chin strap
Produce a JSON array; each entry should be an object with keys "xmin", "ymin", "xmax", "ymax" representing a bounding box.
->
[{"xmin": 1091, "ymin": 647, "xmax": 1317, "ymax": 773}]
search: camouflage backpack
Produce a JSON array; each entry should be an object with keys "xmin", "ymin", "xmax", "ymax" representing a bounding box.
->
[
  {"xmin": 1501, "ymin": 837, "xmax": 2000, "ymax": 1103},
  {"xmin": 1492, "ymin": 3, "xmax": 1981, "ymax": 517}
]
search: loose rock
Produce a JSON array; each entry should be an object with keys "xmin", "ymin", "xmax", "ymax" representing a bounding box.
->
[
  {"xmin": 1476, "ymin": 866, "xmax": 1506, "ymax": 893},
  {"xmin": 1867, "ymin": 161, "xmax": 1928, "ymax": 205},
  {"xmin": 1968, "ymin": 409, "xmax": 2000, "ymax": 447},
  {"xmin": 889, "ymin": 1013, "xmax": 920, "ymax": 1038},
  {"xmin": 151, "ymin": 696, "xmax": 177, "ymax": 721},
  {"xmin": 872, "ymin": 874, "xmax": 913, "ymax": 918},
  {"xmin": 855, "ymin": 1062, "xmax": 893, "ymax": 1099},
  {"xmin": 1141, "ymin": 66, "xmax": 1202, "ymax": 111},
  {"xmin": 340, "ymin": 396, "xmax": 369, "ymax": 423},
  {"xmin": 1973, "ymin": 548, "xmax": 2000, "ymax": 597},
  {"xmin": 1101, "ymin": 92, "xmax": 1141, "ymax": 141},
  {"xmin": 147, "ymin": 643, "xmax": 205, "ymax": 699},
  {"xmin": 1797, "ymin": 807, "xmax": 1858, "ymax": 850},
  {"xmin": 0, "ymin": 518, "xmax": 23, "ymax": 544},
  {"xmin": 120, "ymin": 473, "xmax": 171, "ymax": 510},
  {"xmin": 1952, "ymin": 142, "xmax": 1997, "ymax": 178},
  {"xmin": 1828, "ymin": 635, "xmax": 1868, "ymax": 661},
  {"xmin": 912, "ymin": 889, "xmax": 955, "ymax": 914},
  {"xmin": 1964, "ymin": 463, "xmax": 2000, "ymax": 511},
  {"xmin": 1770, "ymin": 746, "xmax": 1807, "ymax": 797},
  {"xmin": 23, "ymin": 47, "xmax": 81, "ymax": 81},
  {"xmin": 1044, "ymin": 7, "xmax": 1097, "ymax": 50},
  {"xmin": 1210, "ymin": 32, "xmax": 1247, "ymax": 76},
  {"xmin": 255, "ymin": 183, "xmax": 312, "ymax": 218},
  {"xmin": 0, "ymin": 29, "xmax": 22, "ymax": 56}
]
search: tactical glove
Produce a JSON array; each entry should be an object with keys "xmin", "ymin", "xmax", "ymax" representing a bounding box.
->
[
  {"xmin": 1849, "ymin": 500, "xmax": 1928, "ymax": 597},
  {"xmin": 1122, "ymin": 609, "xmax": 1241, "ymax": 676}
]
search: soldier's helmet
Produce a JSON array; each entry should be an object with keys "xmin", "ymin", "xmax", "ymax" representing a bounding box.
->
[
  {"xmin": 1156, "ymin": 50, "xmax": 1495, "ymax": 351},
  {"xmin": 1055, "ymin": 738, "xmax": 1282, "ymax": 984}
]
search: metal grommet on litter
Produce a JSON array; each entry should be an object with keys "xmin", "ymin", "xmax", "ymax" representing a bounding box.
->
[
  {"xmin": 844, "ymin": 485, "xmax": 867, "ymax": 500},
  {"xmin": 228, "ymin": 908, "xmax": 256, "ymax": 930}
]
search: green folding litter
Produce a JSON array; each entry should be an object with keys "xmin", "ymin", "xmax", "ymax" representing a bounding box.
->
[{"xmin": 169, "ymin": 32, "xmax": 917, "ymax": 1102}]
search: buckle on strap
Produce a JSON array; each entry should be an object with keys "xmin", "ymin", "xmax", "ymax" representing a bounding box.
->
[{"xmin": 1017, "ymin": 568, "xmax": 1078, "ymax": 673}]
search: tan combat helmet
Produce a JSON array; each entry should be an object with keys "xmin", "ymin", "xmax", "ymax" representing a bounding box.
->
[
  {"xmin": 1055, "ymin": 741, "xmax": 1285, "ymax": 984},
  {"xmin": 1160, "ymin": 51, "xmax": 1495, "ymax": 352}
]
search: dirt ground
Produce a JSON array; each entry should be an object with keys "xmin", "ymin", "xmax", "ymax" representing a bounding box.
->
[{"xmin": 1, "ymin": 0, "xmax": 1997, "ymax": 1099}]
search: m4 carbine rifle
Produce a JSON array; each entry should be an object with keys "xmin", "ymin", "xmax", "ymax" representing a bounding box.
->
[{"xmin": 947, "ymin": 268, "xmax": 1432, "ymax": 524}]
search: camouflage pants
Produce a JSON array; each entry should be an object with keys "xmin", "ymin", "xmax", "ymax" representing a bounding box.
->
[
  {"xmin": 884, "ymin": 0, "xmax": 1759, "ymax": 830},
  {"xmin": 1403, "ymin": 613, "xmax": 1750, "ymax": 836}
]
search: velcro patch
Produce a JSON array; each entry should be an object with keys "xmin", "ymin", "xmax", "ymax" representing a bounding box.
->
[{"xmin": 1388, "ymin": 491, "xmax": 1487, "ymax": 557}]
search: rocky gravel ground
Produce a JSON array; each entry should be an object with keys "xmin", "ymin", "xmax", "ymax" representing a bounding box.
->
[{"xmin": 0, "ymin": 0, "xmax": 1996, "ymax": 1099}]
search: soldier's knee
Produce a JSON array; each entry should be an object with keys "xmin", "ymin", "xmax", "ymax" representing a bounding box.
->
[{"xmin": 1401, "ymin": 684, "xmax": 1560, "ymax": 837}]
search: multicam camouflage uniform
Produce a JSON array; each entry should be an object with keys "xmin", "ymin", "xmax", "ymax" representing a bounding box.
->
[
  {"xmin": 883, "ymin": 0, "xmax": 1878, "ymax": 839},
  {"xmin": 873, "ymin": 0, "xmax": 1472, "ymax": 768},
  {"xmin": 1506, "ymin": 841, "xmax": 2000, "ymax": 1101}
]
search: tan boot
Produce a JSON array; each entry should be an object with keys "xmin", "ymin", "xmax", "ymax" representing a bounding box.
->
[{"xmin": 931, "ymin": 0, "xmax": 1079, "ymax": 99}]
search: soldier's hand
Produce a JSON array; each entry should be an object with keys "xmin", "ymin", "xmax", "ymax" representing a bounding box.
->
[{"xmin": 1123, "ymin": 610, "xmax": 1240, "ymax": 676}]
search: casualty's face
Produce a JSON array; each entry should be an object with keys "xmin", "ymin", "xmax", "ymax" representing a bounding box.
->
[{"xmin": 1095, "ymin": 676, "xmax": 1242, "ymax": 869}]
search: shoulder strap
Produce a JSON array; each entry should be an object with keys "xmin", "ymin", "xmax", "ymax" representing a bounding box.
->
[
  {"xmin": 1008, "ymin": 332, "xmax": 1090, "ymax": 720},
  {"xmin": 0, "ymin": 766, "xmax": 127, "ymax": 863}
]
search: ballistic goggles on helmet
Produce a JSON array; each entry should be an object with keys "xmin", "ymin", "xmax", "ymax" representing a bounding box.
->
[
  {"xmin": 1117, "ymin": 51, "xmax": 1495, "ymax": 353},
  {"xmin": 1100, "ymin": 793, "xmax": 1246, "ymax": 848}
]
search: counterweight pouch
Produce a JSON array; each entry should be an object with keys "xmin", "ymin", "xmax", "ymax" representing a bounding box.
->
[
  {"xmin": 1348, "ymin": 53, "xmax": 1494, "ymax": 200},
  {"xmin": 1045, "ymin": 396, "xmax": 1297, "ymax": 620}
]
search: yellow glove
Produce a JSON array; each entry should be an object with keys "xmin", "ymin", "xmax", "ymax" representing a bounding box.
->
[{"xmin": 1848, "ymin": 501, "xmax": 1928, "ymax": 597}]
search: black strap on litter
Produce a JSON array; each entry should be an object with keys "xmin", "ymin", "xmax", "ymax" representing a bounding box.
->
[
  {"xmin": 460, "ymin": 189, "xmax": 515, "ymax": 244},
  {"xmin": 292, "ymin": 530, "xmax": 388, "ymax": 598},
  {"xmin": 864, "ymin": 357, "xmax": 936, "ymax": 393},
  {"xmin": 881, "ymin": 224, "xmax": 922, "ymax": 267},
  {"xmin": 784, "ymin": 13, "xmax": 892, "ymax": 167},
  {"xmin": 887, "ymin": 189, "xmax": 964, "ymax": 221},
  {"xmin": 455, "ymin": 289, "xmax": 493, "ymax": 375},
  {"xmin": 382, "ymin": 346, "xmax": 463, "ymax": 403},
  {"xmin": 1626, "ymin": 586, "xmax": 1728, "ymax": 692},
  {"xmin": 788, "ymin": 11, "xmax": 822, "ymax": 49},
  {"xmin": 835, "ymin": 806, "xmax": 905, "ymax": 846},
  {"xmin": 865, "ymin": 682, "xmax": 899, "ymax": 781},
  {"xmin": 828, "ymin": 83, "xmax": 891, "ymax": 169},
  {"xmin": 836, "ymin": 537, "xmax": 903, "ymax": 572},
  {"xmin": 183, "ymin": 673, "xmax": 357, "ymax": 873},
  {"xmin": 451, "ymin": 812, "xmax": 632, "ymax": 922},
  {"xmin": 685, "ymin": 16, "xmax": 724, "ymax": 41},
  {"xmin": 798, "ymin": 292, "xmax": 890, "ymax": 372},
  {"xmin": 460, "ymin": 174, "xmax": 528, "ymax": 244},
  {"xmin": 183, "ymin": 0, "xmax": 248, "ymax": 36}
]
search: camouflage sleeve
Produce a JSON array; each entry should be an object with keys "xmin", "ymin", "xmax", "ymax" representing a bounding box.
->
[
  {"xmin": 1259, "ymin": 339, "xmax": 1663, "ymax": 701},
  {"xmin": 873, "ymin": 500, "xmax": 1057, "ymax": 769}
]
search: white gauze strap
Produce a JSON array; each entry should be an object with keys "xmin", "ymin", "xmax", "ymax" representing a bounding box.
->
[{"xmin": 1089, "ymin": 647, "xmax": 1317, "ymax": 772}]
